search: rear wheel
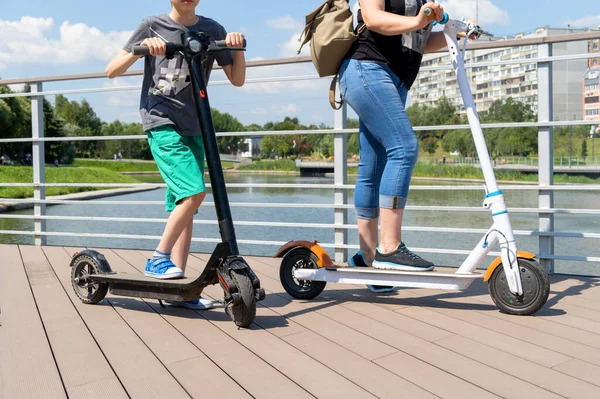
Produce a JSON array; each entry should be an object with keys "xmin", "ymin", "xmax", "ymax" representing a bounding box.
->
[
  {"xmin": 488, "ymin": 257, "xmax": 550, "ymax": 315},
  {"xmin": 71, "ymin": 254, "xmax": 108, "ymax": 304},
  {"xmin": 228, "ymin": 268, "xmax": 257, "ymax": 328},
  {"xmin": 280, "ymin": 247, "xmax": 327, "ymax": 300}
]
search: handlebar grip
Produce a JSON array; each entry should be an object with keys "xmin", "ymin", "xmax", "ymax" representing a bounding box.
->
[
  {"xmin": 132, "ymin": 45, "xmax": 150, "ymax": 56},
  {"xmin": 432, "ymin": 12, "xmax": 449, "ymax": 26},
  {"xmin": 214, "ymin": 39, "xmax": 247, "ymax": 49}
]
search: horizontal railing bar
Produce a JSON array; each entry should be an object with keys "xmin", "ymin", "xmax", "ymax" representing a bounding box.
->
[
  {"xmin": 2, "ymin": 31, "xmax": 599, "ymax": 85},
  {"xmin": 2, "ymin": 183, "xmax": 600, "ymax": 192},
  {"xmin": 2, "ymin": 214, "xmax": 599, "ymax": 239},
  {"xmin": 1, "ymin": 120, "xmax": 599, "ymax": 144},
  {"xmin": 4, "ymin": 229, "xmax": 599, "ymax": 263},
  {"xmin": 2, "ymin": 198, "xmax": 599, "ymax": 215},
  {"xmin": 0, "ymin": 75, "xmax": 327, "ymax": 99}
]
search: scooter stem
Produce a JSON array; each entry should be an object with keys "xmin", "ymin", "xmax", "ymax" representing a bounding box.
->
[{"xmin": 441, "ymin": 20, "xmax": 524, "ymax": 295}]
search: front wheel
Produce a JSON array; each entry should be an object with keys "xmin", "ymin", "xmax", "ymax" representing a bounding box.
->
[
  {"xmin": 488, "ymin": 257, "xmax": 550, "ymax": 315},
  {"xmin": 280, "ymin": 247, "xmax": 327, "ymax": 300},
  {"xmin": 227, "ymin": 269, "xmax": 257, "ymax": 328}
]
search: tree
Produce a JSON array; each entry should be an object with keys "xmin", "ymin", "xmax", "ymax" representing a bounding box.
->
[
  {"xmin": 43, "ymin": 99, "xmax": 76, "ymax": 164},
  {"xmin": 211, "ymin": 108, "xmax": 247, "ymax": 154},
  {"xmin": 581, "ymin": 140, "xmax": 588, "ymax": 157},
  {"xmin": 0, "ymin": 85, "xmax": 29, "ymax": 157},
  {"xmin": 54, "ymin": 95, "xmax": 103, "ymax": 157},
  {"xmin": 422, "ymin": 137, "xmax": 439, "ymax": 155}
]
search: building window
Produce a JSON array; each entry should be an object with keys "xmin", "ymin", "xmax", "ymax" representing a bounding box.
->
[
  {"xmin": 585, "ymin": 96, "xmax": 600, "ymax": 104},
  {"xmin": 586, "ymin": 109, "xmax": 599, "ymax": 116}
]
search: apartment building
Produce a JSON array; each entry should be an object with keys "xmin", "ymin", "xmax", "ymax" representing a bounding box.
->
[
  {"xmin": 410, "ymin": 26, "xmax": 589, "ymax": 121},
  {"xmin": 583, "ymin": 66, "xmax": 600, "ymax": 122}
]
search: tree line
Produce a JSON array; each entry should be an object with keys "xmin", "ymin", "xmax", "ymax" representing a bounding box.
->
[{"xmin": 1, "ymin": 82, "xmax": 592, "ymax": 164}]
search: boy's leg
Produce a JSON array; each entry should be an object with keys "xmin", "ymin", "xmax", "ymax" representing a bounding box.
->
[
  {"xmin": 172, "ymin": 217, "xmax": 194, "ymax": 272},
  {"xmin": 145, "ymin": 126, "xmax": 206, "ymax": 280}
]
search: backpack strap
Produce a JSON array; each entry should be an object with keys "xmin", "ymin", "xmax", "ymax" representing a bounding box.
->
[{"xmin": 329, "ymin": 75, "xmax": 342, "ymax": 110}]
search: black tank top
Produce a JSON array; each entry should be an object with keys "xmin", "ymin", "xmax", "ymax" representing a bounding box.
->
[{"xmin": 347, "ymin": 0, "xmax": 434, "ymax": 89}]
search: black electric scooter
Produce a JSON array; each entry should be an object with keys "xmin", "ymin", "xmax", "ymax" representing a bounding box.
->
[{"xmin": 69, "ymin": 32, "xmax": 265, "ymax": 328}]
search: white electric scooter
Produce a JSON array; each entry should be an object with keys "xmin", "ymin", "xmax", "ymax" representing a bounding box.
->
[{"xmin": 274, "ymin": 11, "xmax": 550, "ymax": 315}]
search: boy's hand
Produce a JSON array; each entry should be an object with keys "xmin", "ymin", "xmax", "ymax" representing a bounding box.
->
[
  {"xmin": 139, "ymin": 37, "xmax": 167, "ymax": 56},
  {"xmin": 226, "ymin": 32, "xmax": 245, "ymax": 48}
]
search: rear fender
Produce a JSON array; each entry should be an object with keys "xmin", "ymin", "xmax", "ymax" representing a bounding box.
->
[{"xmin": 274, "ymin": 240, "xmax": 334, "ymax": 268}]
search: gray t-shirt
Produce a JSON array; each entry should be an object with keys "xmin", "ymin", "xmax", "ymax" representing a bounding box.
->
[{"xmin": 123, "ymin": 14, "xmax": 234, "ymax": 136}]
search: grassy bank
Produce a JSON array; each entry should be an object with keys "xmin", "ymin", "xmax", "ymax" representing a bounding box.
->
[
  {"xmin": 237, "ymin": 159, "xmax": 298, "ymax": 171},
  {"xmin": 0, "ymin": 167, "xmax": 141, "ymax": 199},
  {"xmin": 237, "ymin": 158, "xmax": 599, "ymax": 184},
  {"xmin": 73, "ymin": 159, "xmax": 158, "ymax": 172},
  {"xmin": 73, "ymin": 158, "xmax": 236, "ymax": 172}
]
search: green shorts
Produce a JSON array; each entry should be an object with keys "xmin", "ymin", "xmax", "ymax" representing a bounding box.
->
[{"xmin": 147, "ymin": 125, "xmax": 206, "ymax": 212}]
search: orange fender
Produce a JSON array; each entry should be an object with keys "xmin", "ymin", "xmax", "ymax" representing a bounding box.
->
[
  {"xmin": 484, "ymin": 251, "xmax": 536, "ymax": 282},
  {"xmin": 273, "ymin": 240, "xmax": 334, "ymax": 268}
]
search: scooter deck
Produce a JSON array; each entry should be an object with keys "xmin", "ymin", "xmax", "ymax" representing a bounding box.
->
[
  {"xmin": 90, "ymin": 272, "xmax": 197, "ymax": 287},
  {"xmin": 294, "ymin": 266, "xmax": 483, "ymax": 290}
]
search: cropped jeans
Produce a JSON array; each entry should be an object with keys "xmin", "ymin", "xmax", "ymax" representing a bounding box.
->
[{"xmin": 338, "ymin": 58, "xmax": 419, "ymax": 220}]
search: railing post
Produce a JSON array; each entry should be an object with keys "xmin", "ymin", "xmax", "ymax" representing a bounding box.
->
[
  {"xmin": 537, "ymin": 44, "xmax": 554, "ymax": 274},
  {"xmin": 334, "ymin": 102, "xmax": 348, "ymax": 263},
  {"xmin": 31, "ymin": 82, "xmax": 46, "ymax": 246}
]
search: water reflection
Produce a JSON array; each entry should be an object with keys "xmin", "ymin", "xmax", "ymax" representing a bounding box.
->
[{"xmin": 1, "ymin": 173, "xmax": 597, "ymax": 276}]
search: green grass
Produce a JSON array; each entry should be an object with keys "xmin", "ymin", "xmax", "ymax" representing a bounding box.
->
[
  {"xmin": 0, "ymin": 167, "xmax": 141, "ymax": 199},
  {"xmin": 237, "ymin": 159, "xmax": 297, "ymax": 171},
  {"xmin": 73, "ymin": 158, "xmax": 236, "ymax": 172},
  {"xmin": 408, "ymin": 164, "xmax": 600, "ymax": 184},
  {"xmin": 73, "ymin": 159, "xmax": 159, "ymax": 172}
]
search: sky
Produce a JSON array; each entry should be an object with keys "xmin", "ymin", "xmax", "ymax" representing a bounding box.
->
[{"xmin": 0, "ymin": 0, "xmax": 599, "ymax": 127}]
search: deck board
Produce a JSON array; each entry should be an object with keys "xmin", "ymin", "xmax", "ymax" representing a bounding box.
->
[
  {"xmin": 0, "ymin": 244, "xmax": 66, "ymax": 399},
  {"xmin": 2, "ymin": 244, "xmax": 600, "ymax": 399},
  {"xmin": 22, "ymin": 246, "xmax": 128, "ymax": 399}
]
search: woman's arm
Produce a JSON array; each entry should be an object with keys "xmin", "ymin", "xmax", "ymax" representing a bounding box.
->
[
  {"xmin": 424, "ymin": 31, "xmax": 447, "ymax": 53},
  {"xmin": 359, "ymin": 0, "xmax": 444, "ymax": 36}
]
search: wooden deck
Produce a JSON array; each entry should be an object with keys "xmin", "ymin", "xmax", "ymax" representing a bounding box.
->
[{"xmin": 2, "ymin": 244, "xmax": 600, "ymax": 399}]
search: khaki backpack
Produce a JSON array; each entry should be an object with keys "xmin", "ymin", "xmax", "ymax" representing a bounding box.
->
[{"xmin": 297, "ymin": 0, "xmax": 365, "ymax": 109}]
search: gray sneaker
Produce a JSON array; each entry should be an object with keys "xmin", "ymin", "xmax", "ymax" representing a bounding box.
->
[{"xmin": 373, "ymin": 243, "xmax": 434, "ymax": 271}]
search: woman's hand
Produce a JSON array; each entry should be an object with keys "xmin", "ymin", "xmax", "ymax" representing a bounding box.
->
[
  {"xmin": 457, "ymin": 21, "xmax": 480, "ymax": 40},
  {"xmin": 416, "ymin": 3, "xmax": 445, "ymax": 29}
]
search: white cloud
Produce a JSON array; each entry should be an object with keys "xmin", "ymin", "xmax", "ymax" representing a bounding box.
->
[
  {"xmin": 266, "ymin": 16, "xmax": 304, "ymax": 31},
  {"xmin": 564, "ymin": 15, "xmax": 600, "ymax": 29},
  {"xmin": 439, "ymin": 0, "xmax": 509, "ymax": 26},
  {"xmin": 102, "ymin": 77, "xmax": 142, "ymax": 108},
  {"xmin": 8, "ymin": 83, "xmax": 26, "ymax": 92},
  {"xmin": 273, "ymin": 104, "xmax": 301, "ymax": 114},
  {"xmin": 0, "ymin": 16, "xmax": 133, "ymax": 69},
  {"xmin": 281, "ymin": 32, "xmax": 310, "ymax": 58}
]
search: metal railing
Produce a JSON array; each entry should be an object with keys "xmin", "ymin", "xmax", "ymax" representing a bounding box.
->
[{"xmin": 1, "ymin": 31, "xmax": 600, "ymax": 276}]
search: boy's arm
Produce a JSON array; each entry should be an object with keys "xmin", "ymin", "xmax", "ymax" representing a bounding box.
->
[
  {"xmin": 105, "ymin": 19, "xmax": 155, "ymax": 79},
  {"xmin": 105, "ymin": 50, "xmax": 143, "ymax": 79},
  {"xmin": 221, "ymin": 32, "xmax": 246, "ymax": 87}
]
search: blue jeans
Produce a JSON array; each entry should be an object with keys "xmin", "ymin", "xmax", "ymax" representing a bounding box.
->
[{"xmin": 338, "ymin": 58, "xmax": 419, "ymax": 220}]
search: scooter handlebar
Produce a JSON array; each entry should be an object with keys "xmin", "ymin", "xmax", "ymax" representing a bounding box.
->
[
  {"xmin": 423, "ymin": 7, "xmax": 449, "ymax": 25},
  {"xmin": 131, "ymin": 38, "xmax": 246, "ymax": 56},
  {"xmin": 132, "ymin": 45, "xmax": 151, "ymax": 56},
  {"xmin": 213, "ymin": 39, "xmax": 247, "ymax": 49}
]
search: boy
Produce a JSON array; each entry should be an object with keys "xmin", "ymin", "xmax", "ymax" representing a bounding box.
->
[{"xmin": 105, "ymin": 0, "xmax": 246, "ymax": 310}]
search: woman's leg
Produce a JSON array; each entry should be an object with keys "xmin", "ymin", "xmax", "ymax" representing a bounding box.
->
[{"xmin": 341, "ymin": 59, "xmax": 433, "ymax": 271}]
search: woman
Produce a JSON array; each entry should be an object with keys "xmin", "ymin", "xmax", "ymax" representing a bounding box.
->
[{"xmin": 340, "ymin": 0, "xmax": 468, "ymax": 292}]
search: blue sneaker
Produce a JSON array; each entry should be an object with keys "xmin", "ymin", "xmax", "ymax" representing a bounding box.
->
[
  {"xmin": 145, "ymin": 257, "xmax": 184, "ymax": 279},
  {"xmin": 349, "ymin": 251, "xmax": 394, "ymax": 293},
  {"xmin": 165, "ymin": 297, "xmax": 215, "ymax": 310}
]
